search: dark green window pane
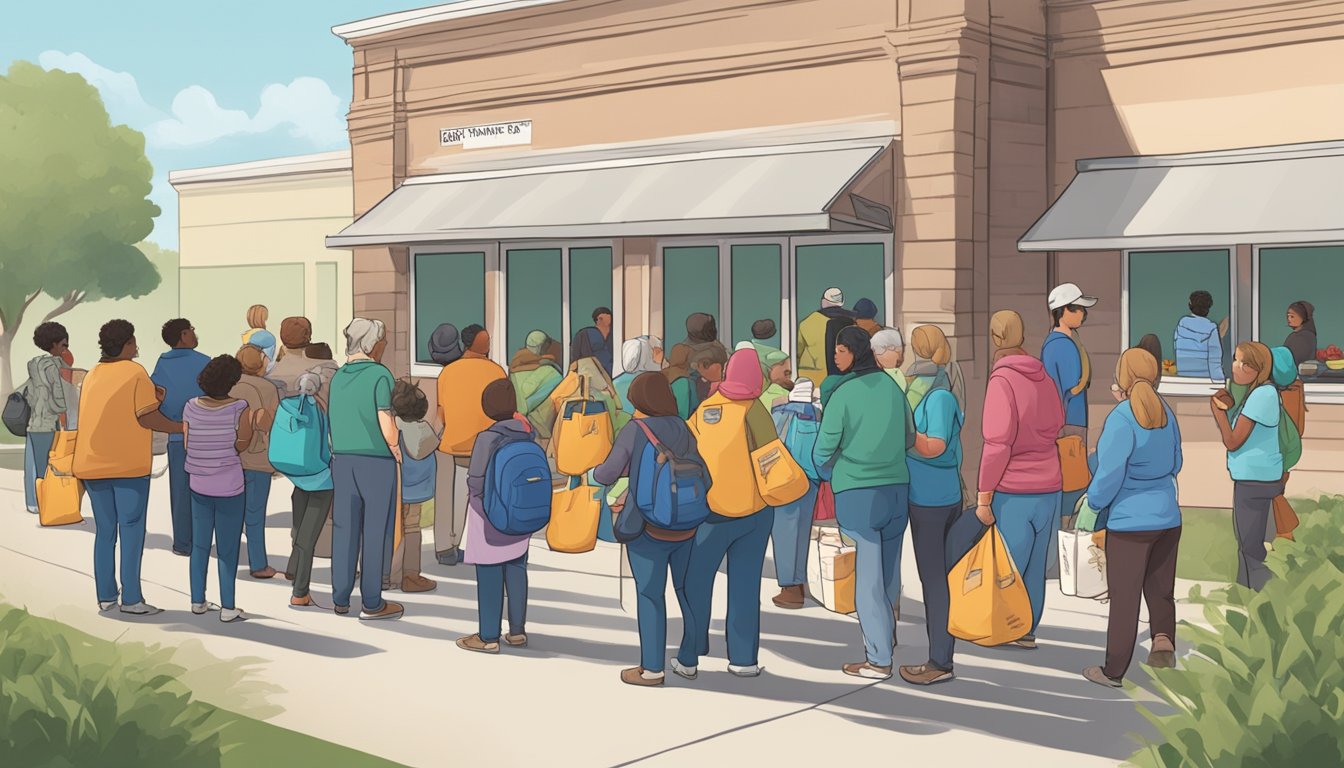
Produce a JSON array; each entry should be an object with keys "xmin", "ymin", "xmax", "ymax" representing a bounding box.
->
[
  {"xmin": 414, "ymin": 251, "xmax": 485, "ymax": 364},
  {"xmin": 506, "ymin": 248, "xmax": 563, "ymax": 357},
  {"xmin": 1127, "ymin": 250, "xmax": 1230, "ymax": 375},
  {"xmin": 731, "ymin": 244, "xmax": 782, "ymax": 347},
  {"xmin": 663, "ymin": 246, "xmax": 720, "ymax": 343},
  {"xmin": 794, "ymin": 243, "xmax": 885, "ymax": 349},
  {"xmin": 569, "ymin": 247, "xmax": 614, "ymax": 358},
  {"xmin": 1258, "ymin": 246, "xmax": 1341, "ymax": 354}
]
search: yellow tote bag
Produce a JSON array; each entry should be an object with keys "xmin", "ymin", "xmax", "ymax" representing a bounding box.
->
[
  {"xmin": 746, "ymin": 403, "xmax": 809, "ymax": 507},
  {"xmin": 39, "ymin": 430, "xmax": 83, "ymax": 527},
  {"xmin": 947, "ymin": 524, "xmax": 1032, "ymax": 647},
  {"xmin": 546, "ymin": 479, "xmax": 601, "ymax": 554},
  {"xmin": 553, "ymin": 378, "xmax": 614, "ymax": 477},
  {"xmin": 1057, "ymin": 435, "xmax": 1091, "ymax": 493},
  {"xmin": 687, "ymin": 395, "xmax": 764, "ymax": 517}
]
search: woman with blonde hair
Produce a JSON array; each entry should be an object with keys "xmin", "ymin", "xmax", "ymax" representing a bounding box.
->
[
  {"xmin": 242, "ymin": 305, "xmax": 277, "ymax": 369},
  {"xmin": 974, "ymin": 310, "xmax": 1064, "ymax": 649},
  {"xmin": 1080, "ymin": 349, "xmax": 1183, "ymax": 688},
  {"xmin": 1211, "ymin": 341, "xmax": 1283, "ymax": 591}
]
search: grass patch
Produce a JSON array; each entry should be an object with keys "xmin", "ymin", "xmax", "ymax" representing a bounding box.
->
[
  {"xmin": 222, "ymin": 717, "xmax": 408, "ymax": 768},
  {"xmin": 0, "ymin": 430, "xmax": 22, "ymax": 446},
  {"xmin": 1176, "ymin": 507, "xmax": 1238, "ymax": 582}
]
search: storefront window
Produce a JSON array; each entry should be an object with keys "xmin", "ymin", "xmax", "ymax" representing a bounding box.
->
[
  {"xmin": 569, "ymin": 246, "xmax": 614, "ymax": 362},
  {"xmin": 414, "ymin": 250, "xmax": 485, "ymax": 364},
  {"xmin": 1258, "ymin": 245, "xmax": 1343, "ymax": 378},
  {"xmin": 730, "ymin": 244, "xmax": 782, "ymax": 348},
  {"xmin": 794, "ymin": 241, "xmax": 886, "ymax": 348},
  {"xmin": 663, "ymin": 245, "xmax": 720, "ymax": 344},
  {"xmin": 1126, "ymin": 249, "xmax": 1231, "ymax": 380},
  {"xmin": 505, "ymin": 248, "xmax": 563, "ymax": 359}
]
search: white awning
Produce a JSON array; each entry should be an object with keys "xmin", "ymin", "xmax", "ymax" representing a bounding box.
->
[
  {"xmin": 326, "ymin": 139, "xmax": 891, "ymax": 247},
  {"xmin": 1019, "ymin": 140, "xmax": 1344, "ymax": 251}
]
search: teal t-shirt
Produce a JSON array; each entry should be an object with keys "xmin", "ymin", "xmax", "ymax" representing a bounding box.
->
[
  {"xmin": 1228, "ymin": 385, "xmax": 1282, "ymax": 481},
  {"xmin": 328, "ymin": 360, "xmax": 394, "ymax": 457},
  {"xmin": 907, "ymin": 388, "xmax": 963, "ymax": 507}
]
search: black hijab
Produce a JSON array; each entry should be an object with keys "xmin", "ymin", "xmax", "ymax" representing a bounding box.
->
[{"xmin": 835, "ymin": 326, "xmax": 880, "ymax": 377}]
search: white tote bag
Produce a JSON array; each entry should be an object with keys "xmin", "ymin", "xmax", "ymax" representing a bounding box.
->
[{"xmin": 1058, "ymin": 529, "xmax": 1108, "ymax": 599}]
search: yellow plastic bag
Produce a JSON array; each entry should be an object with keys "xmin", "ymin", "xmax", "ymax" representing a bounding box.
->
[
  {"xmin": 947, "ymin": 524, "xmax": 1031, "ymax": 646},
  {"xmin": 546, "ymin": 480, "xmax": 601, "ymax": 554},
  {"xmin": 553, "ymin": 377, "xmax": 614, "ymax": 477}
]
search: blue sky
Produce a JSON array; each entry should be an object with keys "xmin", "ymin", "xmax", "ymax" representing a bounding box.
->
[{"xmin": 2, "ymin": 1, "xmax": 434, "ymax": 250}]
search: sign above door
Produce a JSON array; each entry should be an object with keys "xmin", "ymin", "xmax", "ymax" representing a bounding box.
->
[{"xmin": 440, "ymin": 120, "xmax": 533, "ymax": 150}]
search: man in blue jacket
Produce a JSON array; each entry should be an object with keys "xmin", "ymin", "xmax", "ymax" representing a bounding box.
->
[
  {"xmin": 1042, "ymin": 283, "xmax": 1098, "ymax": 578},
  {"xmin": 1173, "ymin": 290, "xmax": 1226, "ymax": 381},
  {"xmin": 150, "ymin": 318, "xmax": 210, "ymax": 557}
]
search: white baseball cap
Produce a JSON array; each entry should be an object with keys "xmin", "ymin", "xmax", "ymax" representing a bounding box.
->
[
  {"xmin": 823, "ymin": 287, "xmax": 844, "ymax": 306},
  {"xmin": 1047, "ymin": 283, "xmax": 1098, "ymax": 311}
]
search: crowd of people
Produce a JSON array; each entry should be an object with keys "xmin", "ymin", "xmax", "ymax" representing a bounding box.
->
[{"xmin": 10, "ymin": 282, "xmax": 1312, "ymax": 690}]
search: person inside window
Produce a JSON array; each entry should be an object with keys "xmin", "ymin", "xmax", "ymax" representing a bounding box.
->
[
  {"xmin": 1173, "ymin": 290, "xmax": 1225, "ymax": 381},
  {"xmin": 1283, "ymin": 300, "xmax": 1317, "ymax": 367}
]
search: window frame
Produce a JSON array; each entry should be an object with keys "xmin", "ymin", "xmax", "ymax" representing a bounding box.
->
[
  {"xmin": 1252, "ymin": 241, "xmax": 1344, "ymax": 404},
  {"xmin": 1121, "ymin": 247, "xmax": 1236, "ymax": 397},
  {"xmin": 654, "ymin": 236, "xmax": 790, "ymax": 352}
]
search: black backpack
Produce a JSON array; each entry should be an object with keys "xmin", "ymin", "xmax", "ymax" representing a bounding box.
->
[{"xmin": 3, "ymin": 385, "xmax": 31, "ymax": 437}]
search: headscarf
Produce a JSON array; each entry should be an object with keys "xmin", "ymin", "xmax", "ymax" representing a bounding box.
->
[
  {"xmin": 990, "ymin": 310, "xmax": 1028, "ymax": 362},
  {"xmin": 525, "ymin": 330, "xmax": 552, "ymax": 356},
  {"xmin": 628, "ymin": 371, "xmax": 679, "ymax": 417},
  {"xmin": 835, "ymin": 326, "xmax": 879, "ymax": 376},
  {"xmin": 907, "ymin": 325, "xmax": 966, "ymax": 408},
  {"xmin": 716, "ymin": 348, "xmax": 764, "ymax": 401},
  {"xmin": 1116, "ymin": 348, "xmax": 1167, "ymax": 429},
  {"xmin": 621, "ymin": 337, "xmax": 661, "ymax": 374},
  {"xmin": 429, "ymin": 323, "xmax": 463, "ymax": 365},
  {"xmin": 663, "ymin": 343, "xmax": 692, "ymax": 383}
]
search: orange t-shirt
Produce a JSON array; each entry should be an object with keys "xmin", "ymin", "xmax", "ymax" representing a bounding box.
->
[
  {"xmin": 73, "ymin": 360, "xmax": 160, "ymax": 480},
  {"xmin": 437, "ymin": 356, "xmax": 506, "ymax": 456}
]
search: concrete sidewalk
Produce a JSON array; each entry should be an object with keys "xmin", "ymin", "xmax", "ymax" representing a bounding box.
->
[{"xmin": 0, "ymin": 467, "xmax": 1170, "ymax": 767}]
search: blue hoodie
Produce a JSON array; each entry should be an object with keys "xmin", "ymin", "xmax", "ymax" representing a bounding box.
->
[
  {"xmin": 1042, "ymin": 331, "xmax": 1088, "ymax": 428},
  {"xmin": 1173, "ymin": 315, "xmax": 1223, "ymax": 381}
]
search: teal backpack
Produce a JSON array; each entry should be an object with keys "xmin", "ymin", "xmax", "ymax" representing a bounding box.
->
[{"xmin": 1230, "ymin": 347, "xmax": 1302, "ymax": 472}]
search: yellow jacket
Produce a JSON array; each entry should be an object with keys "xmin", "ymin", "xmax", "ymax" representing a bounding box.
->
[{"xmin": 437, "ymin": 355, "xmax": 506, "ymax": 456}]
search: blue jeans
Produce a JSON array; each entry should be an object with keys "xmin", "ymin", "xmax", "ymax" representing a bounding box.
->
[
  {"xmin": 910, "ymin": 502, "xmax": 960, "ymax": 671},
  {"xmin": 678, "ymin": 509, "xmax": 775, "ymax": 669},
  {"xmin": 771, "ymin": 480, "xmax": 819, "ymax": 587},
  {"xmin": 243, "ymin": 470, "xmax": 272, "ymax": 571},
  {"xmin": 23, "ymin": 431, "xmax": 56, "ymax": 512},
  {"xmin": 86, "ymin": 477, "xmax": 151, "ymax": 605},
  {"xmin": 167, "ymin": 442, "xmax": 192, "ymax": 554},
  {"xmin": 331, "ymin": 454, "xmax": 397, "ymax": 612},
  {"xmin": 476, "ymin": 553, "xmax": 528, "ymax": 642},
  {"xmin": 190, "ymin": 491, "xmax": 245, "ymax": 609},
  {"xmin": 627, "ymin": 533, "xmax": 695, "ymax": 673},
  {"xmin": 836, "ymin": 485, "xmax": 909, "ymax": 668},
  {"xmin": 994, "ymin": 491, "xmax": 1061, "ymax": 635}
]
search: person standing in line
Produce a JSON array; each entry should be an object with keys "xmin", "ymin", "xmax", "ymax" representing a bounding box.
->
[
  {"xmin": 571, "ymin": 307, "xmax": 615, "ymax": 377},
  {"xmin": 268, "ymin": 316, "xmax": 317, "ymax": 397},
  {"xmin": 23, "ymin": 322, "xmax": 71, "ymax": 514},
  {"xmin": 182, "ymin": 355, "xmax": 257, "ymax": 623},
  {"xmin": 329, "ymin": 318, "xmax": 404, "ymax": 620},
  {"xmin": 750, "ymin": 319, "xmax": 779, "ymax": 361},
  {"xmin": 1282, "ymin": 300, "xmax": 1317, "ymax": 367},
  {"xmin": 757, "ymin": 349, "xmax": 792, "ymax": 411},
  {"xmin": 435, "ymin": 323, "xmax": 507, "ymax": 566},
  {"xmin": 853, "ymin": 298, "xmax": 882, "ymax": 337},
  {"xmin": 276, "ymin": 373, "xmax": 334, "ymax": 608},
  {"xmin": 241, "ymin": 304, "xmax": 275, "ymax": 368},
  {"xmin": 74, "ymin": 320, "xmax": 183, "ymax": 616},
  {"xmin": 767, "ymin": 378, "xmax": 820, "ymax": 610},
  {"xmin": 305, "ymin": 342, "xmax": 339, "ymax": 408},
  {"xmin": 1043, "ymin": 282, "xmax": 1098, "ymax": 574},
  {"xmin": 682, "ymin": 313, "xmax": 729, "ymax": 401},
  {"xmin": 595, "ymin": 372, "xmax": 708, "ymax": 686},
  {"xmin": 1173, "ymin": 291, "xmax": 1226, "ymax": 381},
  {"xmin": 385, "ymin": 380, "xmax": 439, "ymax": 593},
  {"xmin": 509, "ymin": 330, "xmax": 565, "ymax": 432},
  {"xmin": 689, "ymin": 345, "xmax": 728, "ymax": 404},
  {"xmin": 151, "ymin": 318, "xmax": 210, "ymax": 556},
  {"xmin": 457, "ymin": 378, "xmax": 536, "ymax": 654},
  {"xmin": 975, "ymin": 310, "xmax": 1065, "ymax": 649},
  {"xmin": 1211, "ymin": 341, "xmax": 1284, "ymax": 592},
  {"xmin": 231, "ymin": 346, "xmax": 280, "ymax": 579},
  {"xmin": 1081, "ymin": 349, "xmax": 1183, "ymax": 688},
  {"xmin": 612, "ymin": 336, "xmax": 664, "ymax": 419},
  {"xmin": 872, "ymin": 327, "xmax": 908, "ymax": 393},
  {"xmin": 663, "ymin": 344, "xmax": 697, "ymax": 420},
  {"xmin": 815, "ymin": 327, "xmax": 913, "ymax": 680},
  {"xmin": 899, "ymin": 325, "xmax": 965, "ymax": 686},
  {"xmin": 675, "ymin": 348, "xmax": 778, "ymax": 680},
  {"xmin": 797, "ymin": 288, "xmax": 854, "ymax": 387}
]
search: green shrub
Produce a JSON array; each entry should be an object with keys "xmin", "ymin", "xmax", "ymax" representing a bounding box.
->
[
  {"xmin": 0, "ymin": 604, "xmax": 225, "ymax": 768},
  {"xmin": 1129, "ymin": 496, "xmax": 1344, "ymax": 767}
]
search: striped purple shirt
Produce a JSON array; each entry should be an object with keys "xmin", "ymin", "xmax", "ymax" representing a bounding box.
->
[{"xmin": 183, "ymin": 398, "xmax": 247, "ymax": 497}]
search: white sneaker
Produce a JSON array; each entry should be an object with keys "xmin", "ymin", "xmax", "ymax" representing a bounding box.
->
[
  {"xmin": 119, "ymin": 602, "xmax": 163, "ymax": 616},
  {"xmin": 192, "ymin": 602, "xmax": 221, "ymax": 615},
  {"xmin": 220, "ymin": 607, "xmax": 246, "ymax": 623},
  {"xmin": 98, "ymin": 600, "xmax": 117, "ymax": 612},
  {"xmin": 728, "ymin": 664, "xmax": 763, "ymax": 678},
  {"xmin": 671, "ymin": 659, "xmax": 698, "ymax": 680}
]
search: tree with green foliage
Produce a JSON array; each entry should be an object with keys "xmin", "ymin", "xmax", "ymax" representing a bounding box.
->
[{"xmin": 0, "ymin": 60, "xmax": 161, "ymax": 396}]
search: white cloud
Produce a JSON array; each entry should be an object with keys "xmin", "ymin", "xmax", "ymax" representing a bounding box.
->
[{"xmin": 39, "ymin": 50, "xmax": 346, "ymax": 151}]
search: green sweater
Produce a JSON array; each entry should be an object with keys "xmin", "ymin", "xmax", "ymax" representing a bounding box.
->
[
  {"xmin": 671, "ymin": 377, "xmax": 698, "ymax": 420},
  {"xmin": 814, "ymin": 372, "xmax": 911, "ymax": 493}
]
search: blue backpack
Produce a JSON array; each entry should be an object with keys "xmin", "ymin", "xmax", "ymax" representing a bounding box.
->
[
  {"xmin": 632, "ymin": 420, "xmax": 712, "ymax": 531},
  {"xmin": 773, "ymin": 403, "xmax": 821, "ymax": 482},
  {"xmin": 484, "ymin": 439, "xmax": 553, "ymax": 535},
  {"xmin": 269, "ymin": 396, "xmax": 329, "ymax": 478}
]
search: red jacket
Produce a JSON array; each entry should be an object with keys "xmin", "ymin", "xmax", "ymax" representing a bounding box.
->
[{"xmin": 978, "ymin": 354, "xmax": 1065, "ymax": 495}]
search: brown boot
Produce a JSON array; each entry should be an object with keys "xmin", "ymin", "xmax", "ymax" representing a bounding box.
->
[
  {"xmin": 1146, "ymin": 634, "xmax": 1176, "ymax": 669},
  {"xmin": 772, "ymin": 585, "xmax": 805, "ymax": 609},
  {"xmin": 402, "ymin": 573, "xmax": 438, "ymax": 593}
]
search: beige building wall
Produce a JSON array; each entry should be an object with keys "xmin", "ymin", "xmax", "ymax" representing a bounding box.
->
[{"xmin": 172, "ymin": 152, "xmax": 355, "ymax": 359}]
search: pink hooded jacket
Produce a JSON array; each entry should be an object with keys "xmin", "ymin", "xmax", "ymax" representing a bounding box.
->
[{"xmin": 978, "ymin": 353, "xmax": 1065, "ymax": 495}]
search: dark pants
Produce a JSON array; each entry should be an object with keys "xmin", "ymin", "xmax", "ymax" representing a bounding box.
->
[
  {"xmin": 167, "ymin": 442, "xmax": 193, "ymax": 554},
  {"xmin": 1233, "ymin": 480, "xmax": 1283, "ymax": 591},
  {"xmin": 1103, "ymin": 526, "xmax": 1182, "ymax": 680},
  {"xmin": 290, "ymin": 488, "xmax": 333, "ymax": 598},
  {"xmin": 476, "ymin": 553, "xmax": 528, "ymax": 642},
  {"xmin": 243, "ymin": 470, "xmax": 272, "ymax": 571},
  {"xmin": 627, "ymin": 533, "xmax": 695, "ymax": 673},
  {"xmin": 332, "ymin": 455, "xmax": 398, "ymax": 613},
  {"xmin": 910, "ymin": 502, "xmax": 959, "ymax": 671},
  {"xmin": 679, "ymin": 509, "xmax": 775, "ymax": 668},
  {"xmin": 189, "ymin": 491, "xmax": 245, "ymax": 609}
]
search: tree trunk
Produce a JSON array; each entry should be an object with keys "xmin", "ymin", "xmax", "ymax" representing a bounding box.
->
[{"xmin": 0, "ymin": 327, "xmax": 14, "ymax": 399}]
